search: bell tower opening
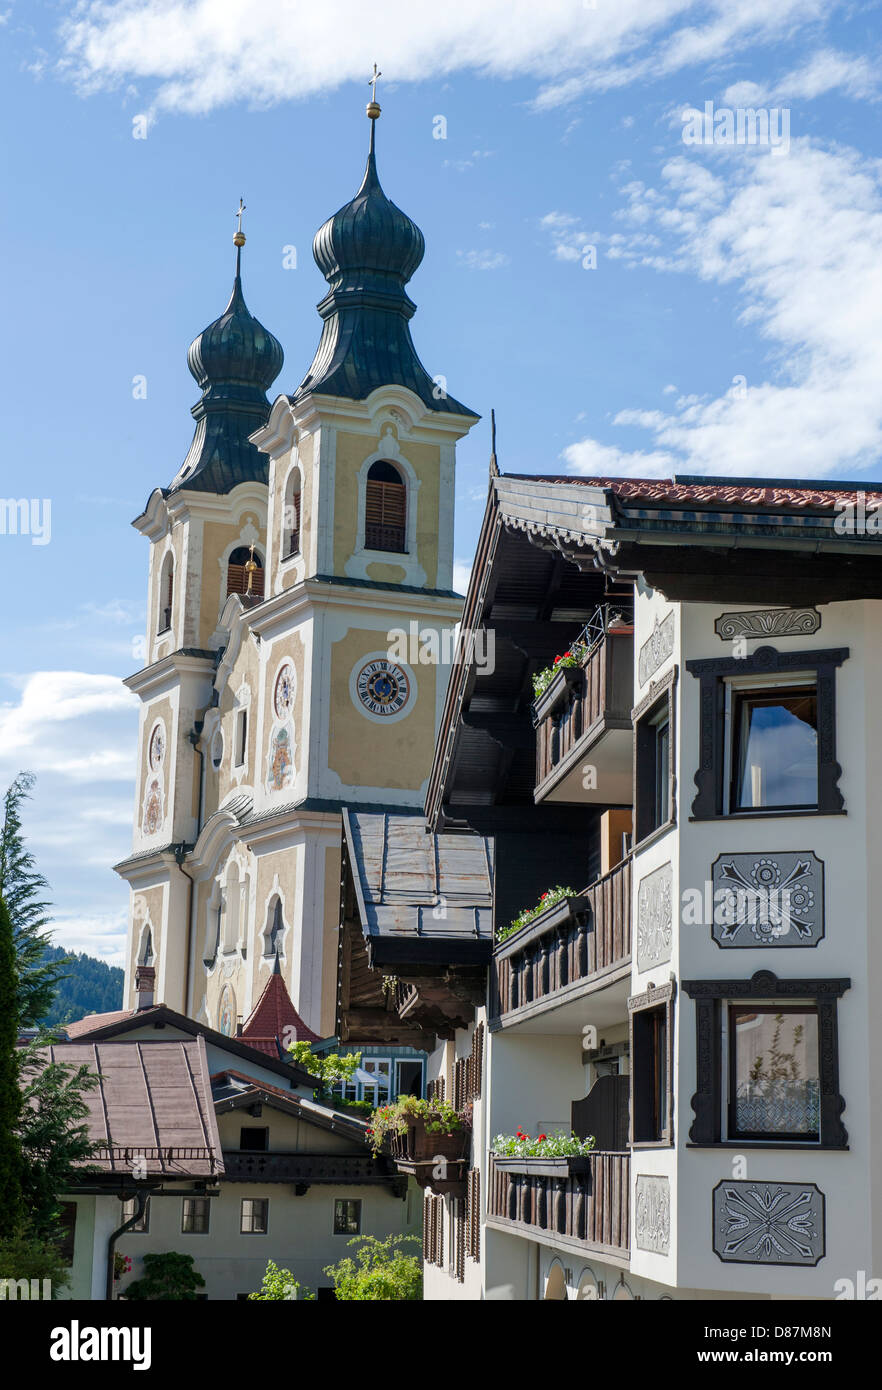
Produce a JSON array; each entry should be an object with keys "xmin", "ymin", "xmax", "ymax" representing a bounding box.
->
[{"xmin": 365, "ymin": 460, "xmax": 406, "ymax": 553}]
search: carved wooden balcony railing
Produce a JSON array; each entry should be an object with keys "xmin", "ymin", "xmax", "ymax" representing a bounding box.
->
[
  {"xmin": 222, "ymin": 1151, "xmax": 393, "ymax": 1185},
  {"xmin": 532, "ymin": 606, "xmax": 634, "ymax": 801},
  {"xmin": 490, "ymin": 856, "xmax": 632, "ymax": 1026},
  {"xmin": 487, "ymin": 1152, "xmax": 630, "ymax": 1263}
]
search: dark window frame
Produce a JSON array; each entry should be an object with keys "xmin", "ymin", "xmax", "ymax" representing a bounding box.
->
[
  {"xmin": 240, "ymin": 1198, "xmax": 269, "ymax": 1235},
  {"xmin": 632, "ymin": 667, "xmax": 678, "ymax": 850},
  {"xmin": 121, "ymin": 1195, "xmax": 150, "ymax": 1233},
  {"xmin": 181, "ymin": 1197, "xmax": 210, "ymax": 1234},
  {"xmin": 628, "ymin": 980, "xmax": 675, "ymax": 1147},
  {"xmin": 682, "ymin": 969, "xmax": 850, "ymax": 1149},
  {"xmin": 333, "ymin": 1198, "xmax": 362, "ymax": 1236},
  {"xmin": 685, "ymin": 645, "xmax": 848, "ymax": 821}
]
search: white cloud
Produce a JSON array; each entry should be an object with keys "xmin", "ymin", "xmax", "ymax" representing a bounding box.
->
[
  {"xmin": 723, "ymin": 48, "xmax": 881, "ymax": 106},
  {"xmin": 562, "ymin": 438, "xmax": 674, "ymax": 478},
  {"xmin": 0, "ymin": 671, "xmax": 138, "ymax": 779},
  {"xmin": 456, "ymin": 249, "xmax": 510, "ymax": 271},
  {"xmin": 540, "ymin": 210, "xmax": 596, "ymax": 263},
  {"xmin": 0, "ymin": 671, "xmax": 138, "ymax": 967},
  {"xmin": 51, "ymin": 910, "xmax": 129, "ymax": 966},
  {"xmin": 56, "ymin": 0, "xmax": 837, "ymax": 117},
  {"xmin": 453, "ymin": 558, "xmax": 473, "ymax": 594},
  {"xmin": 567, "ymin": 139, "xmax": 882, "ymax": 478}
]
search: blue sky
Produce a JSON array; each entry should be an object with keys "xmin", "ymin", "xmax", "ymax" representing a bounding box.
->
[{"xmin": 2, "ymin": 1, "xmax": 882, "ymax": 963}]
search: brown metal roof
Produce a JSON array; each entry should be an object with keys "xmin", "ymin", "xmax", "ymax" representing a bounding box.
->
[{"xmin": 39, "ymin": 1037, "xmax": 224, "ymax": 1178}]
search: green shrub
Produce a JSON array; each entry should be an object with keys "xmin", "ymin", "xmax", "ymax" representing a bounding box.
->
[{"xmin": 324, "ymin": 1235, "xmax": 422, "ymax": 1301}]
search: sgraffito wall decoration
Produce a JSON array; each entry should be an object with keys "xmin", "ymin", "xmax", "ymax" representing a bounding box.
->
[{"xmin": 712, "ymin": 1180, "xmax": 825, "ymax": 1266}]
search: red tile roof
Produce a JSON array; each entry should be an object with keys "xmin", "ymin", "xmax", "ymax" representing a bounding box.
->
[
  {"xmin": 240, "ymin": 968, "xmax": 319, "ymax": 1051},
  {"xmin": 64, "ymin": 1008, "xmax": 135, "ymax": 1038},
  {"xmin": 539, "ymin": 475, "xmax": 882, "ymax": 509}
]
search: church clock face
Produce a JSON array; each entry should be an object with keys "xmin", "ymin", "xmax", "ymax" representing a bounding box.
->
[{"xmin": 355, "ymin": 659, "xmax": 411, "ymax": 717}]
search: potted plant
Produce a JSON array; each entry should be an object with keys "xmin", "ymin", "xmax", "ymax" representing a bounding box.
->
[{"xmin": 366, "ymin": 1094, "xmax": 471, "ymax": 1161}]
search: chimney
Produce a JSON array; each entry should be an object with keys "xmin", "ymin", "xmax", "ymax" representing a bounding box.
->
[{"xmin": 134, "ymin": 965, "xmax": 155, "ymax": 1011}]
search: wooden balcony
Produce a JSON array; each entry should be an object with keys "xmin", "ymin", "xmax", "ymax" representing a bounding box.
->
[
  {"xmin": 487, "ymin": 1151, "xmax": 630, "ymax": 1266},
  {"xmin": 222, "ymin": 1150, "xmax": 395, "ymax": 1186},
  {"xmin": 533, "ymin": 610, "xmax": 634, "ymax": 805},
  {"xmin": 490, "ymin": 857, "xmax": 632, "ymax": 1029}
]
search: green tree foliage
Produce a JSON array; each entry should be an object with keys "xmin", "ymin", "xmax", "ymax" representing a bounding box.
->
[
  {"xmin": 323, "ymin": 1234, "xmax": 422, "ymax": 1301},
  {"xmin": 39, "ymin": 947, "xmax": 124, "ymax": 1029},
  {"xmin": 0, "ymin": 773, "xmax": 62, "ymax": 1027},
  {"xmin": 0, "ymin": 1232, "xmax": 70, "ymax": 1297},
  {"xmin": 0, "ymin": 894, "xmax": 25, "ymax": 1238},
  {"xmin": 17, "ymin": 1045, "xmax": 98, "ymax": 1238},
  {"xmin": 287, "ymin": 1042, "xmax": 370, "ymax": 1112},
  {"xmin": 248, "ymin": 1260, "xmax": 314, "ymax": 1300},
  {"xmin": 123, "ymin": 1252, "xmax": 206, "ymax": 1301}
]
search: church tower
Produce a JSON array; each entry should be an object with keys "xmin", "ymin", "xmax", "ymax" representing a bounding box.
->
[{"xmin": 117, "ymin": 95, "xmax": 478, "ymax": 1040}]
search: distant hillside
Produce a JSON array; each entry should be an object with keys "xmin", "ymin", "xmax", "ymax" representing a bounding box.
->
[{"xmin": 40, "ymin": 945, "xmax": 125, "ymax": 1029}]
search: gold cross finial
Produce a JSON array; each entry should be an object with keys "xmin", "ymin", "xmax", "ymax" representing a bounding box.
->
[
  {"xmin": 366, "ymin": 63, "xmax": 382, "ymax": 121},
  {"xmin": 234, "ymin": 197, "xmax": 246, "ymax": 249},
  {"xmin": 245, "ymin": 541, "xmax": 258, "ymax": 595}
]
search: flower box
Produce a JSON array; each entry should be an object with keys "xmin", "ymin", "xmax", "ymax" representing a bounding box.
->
[{"xmin": 493, "ymin": 1155, "xmax": 593, "ymax": 1180}]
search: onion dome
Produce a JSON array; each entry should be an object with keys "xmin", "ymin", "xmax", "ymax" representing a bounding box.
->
[
  {"xmin": 169, "ymin": 214, "xmax": 284, "ymax": 495},
  {"xmin": 293, "ymin": 105, "xmax": 476, "ymax": 418}
]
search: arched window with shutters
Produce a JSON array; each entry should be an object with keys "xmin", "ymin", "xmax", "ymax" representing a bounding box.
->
[
  {"xmin": 158, "ymin": 553, "xmax": 174, "ymax": 633},
  {"xmin": 282, "ymin": 470, "xmax": 301, "ymax": 559},
  {"xmin": 365, "ymin": 460, "xmax": 407, "ymax": 553},
  {"xmin": 227, "ymin": 546, "xmax": 264, "ymax": 600}
]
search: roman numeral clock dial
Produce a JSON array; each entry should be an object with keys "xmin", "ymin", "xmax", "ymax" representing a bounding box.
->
[{"xmin": 355, "ymin": 659, "xmax": 410, "ymax": 717}]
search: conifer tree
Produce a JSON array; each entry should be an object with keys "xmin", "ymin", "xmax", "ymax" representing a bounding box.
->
[
  {"xmin": 0, "ymin": 894, "xmax": 25, "ymax": 1238},
  {"xmin": 0, "ymin": 772, "xmax": 63, "ymax": 1026}
]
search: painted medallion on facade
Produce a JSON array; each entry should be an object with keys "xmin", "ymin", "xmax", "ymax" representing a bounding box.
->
[
  {"xmin": 266, "ymin": 662, "xmax": 295, "ymax": 793},
  {"xmin": 218, "ymin": 984, "xmax": 235, "ymax": 1037},
  {"xmin": 355, "ymin": 658, "xmax": 410, "ymax": 717},
  {"xmin": 142, "ymin": 720, "xmax": 166, "ymax": 835},
  {"xmin": 274, "ymin": 663, "xmax": 295, "ymax": 720}
]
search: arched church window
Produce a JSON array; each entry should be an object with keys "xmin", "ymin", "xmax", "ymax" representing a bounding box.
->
[
  {"xmin": 223, "ymin": 866, "xmax": 239, "ymax": 953},
  {"xmin": 365, "ymin": 461, "xmax": 406, "ymax": 553},
  {"xmin": 211, "ymin": 728, "xmax": 224, "ymax": 771},
  {"xmin": 283, "ymin": 471, "xmax": 302, "ymax": 559},
  {"xmin": 158, "ymin": 553, "xmax": 174, "ymax": 633},
  {"xmin": 263, "ymin": 896, "xmax": 285, "ymax": 957},
  {"xmin": 204, "ymin": 898, "xmax": 221, "ymax": 967},
  {"xmin": 227, "ymin": 546, "xmax": 264, "ymax": 600},
  {"xmin": 139, "ymin": 927, "xmax": 154, "ymax": 967}
]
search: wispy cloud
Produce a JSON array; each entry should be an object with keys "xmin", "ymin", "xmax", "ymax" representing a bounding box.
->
[
  {"xmin": 456, "ymin": 249, "xmax": 510, "ymax": 271},
  {"xmin": 56, "ymin": 0, "xmax": 843, "ymax": 117},
  {"xmin": 566, "ymin": 139, "xmax": 882, "ymax": 478}
]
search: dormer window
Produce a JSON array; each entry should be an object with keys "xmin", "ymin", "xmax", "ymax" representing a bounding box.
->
[
  {"xmin": 227, "ymin": 546, "xmax": 264, "ymax": 600},
  {"xmin": 283, "ymin": 472, "xmax": 301, "ymax": 559},
  {"xmin": 365, "ymin": 461, "xmax": 406, "ymax": 553},
  {"xmin": 158, "ymin": 554, "xmax": 174, "ymax": 634}
]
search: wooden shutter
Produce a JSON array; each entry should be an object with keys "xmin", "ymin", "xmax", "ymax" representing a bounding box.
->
[
  {"xmin": 227, "ymin": 561, "xmax": 265, "ymax": 599},
  {"xmin": 455, "ymin": 1199, "xmax": 466, "ymax": 1283},
  {"xmin": 422, "ymin": 1191, "xmax": 431, "ymax": 1261},
  {"xmin": 365, "ymin": 478, "xmax": 406, "ymax": 553},
  {"xmin": 467, "ymin": 1169, "xmax": 481, "ymax": 1262},
  {"xmin": 284, "ymin": 490, "xmax": 301, "ymax": 557}
]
